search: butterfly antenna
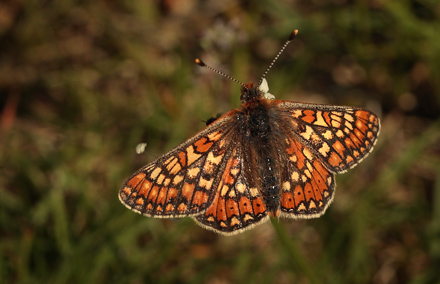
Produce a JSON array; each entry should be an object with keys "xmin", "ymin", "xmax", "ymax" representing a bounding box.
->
[
  {"xmin": 195, "ymin": 58, "xmax": 248, "ymax": 90},
  {"xmin": 257, "ymin": 29, "xmax": 299, "ymax": 87}
]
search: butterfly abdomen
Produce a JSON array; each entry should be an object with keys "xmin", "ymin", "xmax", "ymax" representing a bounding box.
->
[
  {"xmin": 239, "ymin": 96, "xmax": 282, "ymax": 215},
  {"xmin": 261, "ymin": 161, "xmax": 281, "ymax": 215}
]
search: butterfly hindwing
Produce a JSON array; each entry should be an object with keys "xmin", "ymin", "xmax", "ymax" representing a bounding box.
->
[
  {"xmin": 193, "ymin": 146, "xmax": 269, "ymax": 235},
  {"xmin": 278, "ymin": 136, "xmax": 335, "ymax": 218}
]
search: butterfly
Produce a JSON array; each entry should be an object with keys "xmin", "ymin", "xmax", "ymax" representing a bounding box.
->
[{"xmin": 119, "ymin": 30, "xmax": 380, "ymax": 235}]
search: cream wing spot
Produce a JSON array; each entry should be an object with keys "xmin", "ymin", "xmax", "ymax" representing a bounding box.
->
[
  {"xmin": 230, "ymin": 217, "xmax": 240, "ymax": 226},
  {"xmin": 236, "ymin": 183, "xmax": 246, "ymax": 193},
  {"xmin": 297, "ymin": 202, "xmax": 306, "ymax": 212},
  {"xmin": 221, "ymin": 185, "xmax": 229, "ymax": 197},
  {"xmin": 319, "ymin": 142, "xmax": 330, "ymax": 157},
  {"xmin": 344, "ymin": 113, "xmax": 354, "ymax": 122},
  {"xmin": 332, "ymin": 120, "xmax": 341, "ymax": 128},
  {"xmin": 230, "ymin": 168, "xmax": 240, "ymax": 176},
  {"xmin": 323, "ymin": 130, "xmax": 333, "ymax": 139},
  {"xmin": 199, "ymin": 177, "xmax": 214, "ymax": 189},
  {"xmin": 314, "ymin": 111, "xmax": 328, "ymax": 127},
  {"xmin": 186, "ymin": 145, "xmax": 202, "ymax": 165},
  {"xmin": 336, "ymin": 130, "xmax": 344, "ymax": 138},
  {"xmin": 172, "ymin": 174, "xmax": 184, "ymax": 186},
  {"xmin": 156, "ymin": 174, "xmax": 165, "ymax": 185},
  {"xmin": 169, "ymin": 161, "xmax": 182, "ymax": 175},
  {"xmin": 165, "ymin": 157, "xmax": 178, "ymax": 171},
  {"xmin": 304, "ymin": 169, "xmax": 312, "ymax": 179},
  {"xmin": 250, "ymin": 187, "xmax": 259, "ymax": 197},
  {"xmin": 291, "ymin": 109, "xmax": 302, "ymax": 118},
  {"xmin": 243, "ymin": 214, "xmax": 254, "ymax": 222},
  {"xmin": 188, "ymin": 167, "xmax": 200, "ymax": 178},
  {"xmin": 300, "ymin": 126, "xmax": 314, "ymax": 140},
  {"xmin": 207, "ymin": 131, "xmax": 221, "ymax": 141},
  {"xmin": 291, "ymin": 171, "xmax": 300, "ymax": 182},
  {"xmin": 163, "ymin": 178, "xmax": 171, "ymax": 187},
  {"xmin": 289, "ymin": 154, "xmax": 298, "ymax": 163},
  {"xmin": 345, "ymin": 121, "xmax": 353, "ymax": 130},
  {"xmin": 207, "ymin": 151, "xmax": 223, "ymax": 165},
  {"xmin": 303, "ymin": 148, "xmax": 314, "ymax": 161},
  {"xmin": 332, "ymin": 112, "xmax": 343, "ymax": 118},
  {"xmin": 151, "ymin": 167, "xmax": 162, "ymax": 180}
]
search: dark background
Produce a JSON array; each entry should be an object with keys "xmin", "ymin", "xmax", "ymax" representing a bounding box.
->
[{"xmin": 1, "ymin": 0, "xmax": 440, "ymax": 283}]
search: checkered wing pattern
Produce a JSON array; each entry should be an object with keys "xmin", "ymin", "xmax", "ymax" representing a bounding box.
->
[
  {"xmin": 273, "ymin": 101, "xmax": 380, "ymax": 218},
  {"xmin": 193, "ymin": 146, "xmax": 269, "ymax": 235},
  {"xmin": 119, "ymin": 113, "xmax": 238, "ymax": 218}
]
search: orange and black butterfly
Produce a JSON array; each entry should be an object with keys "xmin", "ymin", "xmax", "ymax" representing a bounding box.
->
[{"xmin": 119, "ymin": 30, "xmax": 380, "ymax": 235}]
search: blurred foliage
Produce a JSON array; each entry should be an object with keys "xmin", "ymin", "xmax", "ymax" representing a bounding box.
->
[{"xmin": 1, "ymin": 0, "xmax": 440, "ymax": 283}]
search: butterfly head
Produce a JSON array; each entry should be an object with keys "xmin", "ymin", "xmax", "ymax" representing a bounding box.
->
[{"xmin": 240, "ymin": 78, "xmax": 275, "ymax": 103}]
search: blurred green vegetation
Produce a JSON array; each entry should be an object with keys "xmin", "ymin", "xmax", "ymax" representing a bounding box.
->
[{"xmin": 1, "ymin": 0, "xmax": 440, "ymax": 283}]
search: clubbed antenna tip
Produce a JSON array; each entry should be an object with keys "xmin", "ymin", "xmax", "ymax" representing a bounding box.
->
[
  {"xmin": 289, "ymin": 29, "xmax": 299, "ymax": 41},
  {"xmin": 257, "ymin": 29, "xmax": 299, "ymax": 87},
  {"xmin": 196, "ymin": 29, "xmax": 299, "ymax": 91},
  {"xmin": 195, "ymin": 58, "xmax": 206, "ymax": 67},
  {"xmin": 194, "ymin": 58, "xmax": 247, "ymax": 89}
]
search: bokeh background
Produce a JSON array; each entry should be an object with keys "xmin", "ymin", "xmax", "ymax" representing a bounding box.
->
[{"xmin": 1, "ymin": 0, "xmax": 440, "ymax": 283}]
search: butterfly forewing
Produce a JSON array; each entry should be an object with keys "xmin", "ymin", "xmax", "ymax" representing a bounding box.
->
[
  {"xmin": 119, "ymin": 112, "xmax": 238, "ymax": 217},
  {"xmin": 277, "ymin": 102, "xmax": 380, "ymax": 173}
]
